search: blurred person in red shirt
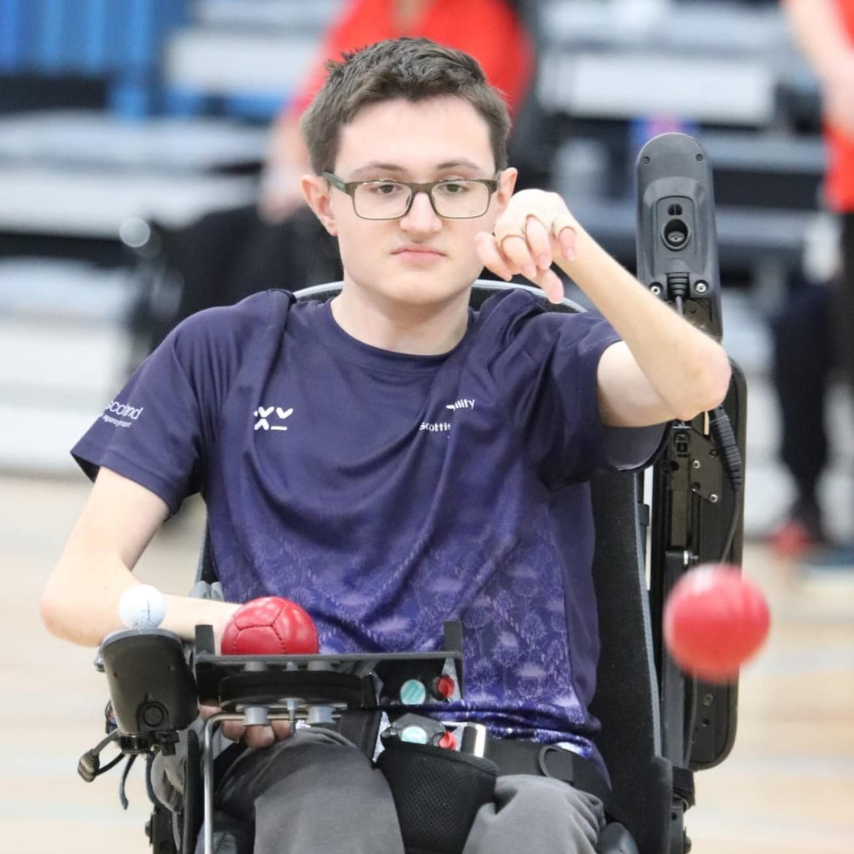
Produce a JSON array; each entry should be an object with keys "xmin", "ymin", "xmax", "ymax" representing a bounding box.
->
[
  {"xmin": 771, "ymin": 0, "xmax": 854, "ymax": 563},
  {"xmin": 259, "ymin": 0, "xmax": 535, "ymax": 221},
  {"xmin": 785, "ymin": 0, "xmax": 854, "ymax": 209}
]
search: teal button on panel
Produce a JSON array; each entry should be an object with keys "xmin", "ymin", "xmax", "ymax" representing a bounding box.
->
[
  {"xmin": 400, "ymin": 725, "xmax": 429, "ymax": 744},
  {"xmin": 399, "ymin": 679, "xmax": 428, "ymax": 705}
]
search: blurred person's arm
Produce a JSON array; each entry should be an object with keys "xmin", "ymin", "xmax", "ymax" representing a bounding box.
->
[
  {"xmin": 258, "ymin": 115, "xmax": 312, "ymax": 222},
  {"xmin": 40, "ymin": 467, "xmax": 239, "ymax": 649},
  {"xmin": 783, "ymin": 0, "xmax": 854, "ymax": 135},
  {"xmin": 259, "ymin": 0, "xmax": 368, "ymax": 221},
  {"xmin": 783, "ymin": 0, "xmax": 852, "ymax": 78}
]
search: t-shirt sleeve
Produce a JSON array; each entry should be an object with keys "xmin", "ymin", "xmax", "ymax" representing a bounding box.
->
[
  {"xmin": 70, "ymin": 294, "xmax": 273, "ymax": 514},
  {"xmin": 486, "ymin": 293, "xmax": 665, "ymax": 488}
]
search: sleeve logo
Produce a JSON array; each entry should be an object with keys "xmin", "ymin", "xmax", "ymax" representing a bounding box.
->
[{"xmin": 101, "ymin": 400, "xmax": 144, "ymax": 427}]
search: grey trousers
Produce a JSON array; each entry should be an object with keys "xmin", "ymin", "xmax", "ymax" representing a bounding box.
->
[{"xmin": 204, "ymin": 730, "xmax": 605, "ymax": 854}]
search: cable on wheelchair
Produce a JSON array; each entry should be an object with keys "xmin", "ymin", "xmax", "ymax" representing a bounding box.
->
[
  {"xmin": 119, "ymin": 754, "xmax": 137, "ymax": 810},
  {"xmin": 77, "ymin": 730, "xmax": 122, "ymax": 783},
  {"xmin": 708, "ymin": 405, "xmax": 745, "ymax": 564}
]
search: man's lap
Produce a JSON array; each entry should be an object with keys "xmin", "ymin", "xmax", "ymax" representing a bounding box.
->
[
  {"xmin": 465, "ymin": 775, "xmax": 604, "ymax": 854},
  {"xmin": 207, "ymin": 730, "xmax": 604, "ymax": 854},
  {"xmin": 215, "ymin": 730, "xmax": 404, "ymax": 854}
]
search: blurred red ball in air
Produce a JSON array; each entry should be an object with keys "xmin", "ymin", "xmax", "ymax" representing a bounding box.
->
[
  {"xmin": 221, "ymin": 596, "xmax": 319, "ymax": 656},
  {"xmin": 663, "ymin": 564, "xmax": 770, "ymax": 683}
]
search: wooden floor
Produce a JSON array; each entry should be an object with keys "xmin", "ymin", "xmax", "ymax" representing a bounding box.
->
[{"xmin": 2, "ymin": 475, "xmax": 852, "ymax": 854}]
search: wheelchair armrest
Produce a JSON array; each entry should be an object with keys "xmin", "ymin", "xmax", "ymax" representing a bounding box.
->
[{"xmin": 100, "ymin": 629, "xmax": 198, "ymax": 747}]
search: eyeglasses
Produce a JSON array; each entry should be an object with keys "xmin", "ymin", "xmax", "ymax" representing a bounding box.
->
[{"xmin": 321, "ymin": 171, "xmax": 500, "ymax": 220}]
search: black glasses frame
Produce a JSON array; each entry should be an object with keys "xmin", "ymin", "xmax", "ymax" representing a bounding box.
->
[{"xmin": 321, "ymin": 171, "xmax": 501, "ymax": 220}]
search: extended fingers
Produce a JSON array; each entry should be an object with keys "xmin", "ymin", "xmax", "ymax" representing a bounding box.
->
[
  {"xmin": 501, "ymin": 232, "xmax": 539, "ymax": 280},
  {"xmin": 531, "ymin": 268, "xmax": 566, "ymax": 304},
  {"xmin": 199, "ymin": 703, "xmax": 220, "ymax": 721},
  {"xmin": 491, "ymin": 216, "xmax": 557, "ymax": 278},
  {"xmin": 244, "ymin": 725, "xmax": 276, "ymax": 749},
  {"xmin": 497, "ymin": 221, "xmax": 563, "ymax": 300},
  {"xmin": 219, "ymin": 719, "xmax": 292, "ymax": 748},
  {"xmin": 524, "ymin": 217, "xmax": 553, "ymax": 271},
  {"xmin": 220, "ymin": 719, "xmax": 246, "ymax": 742},
  {"xmin": 270, "ymin": 720, "xmax": 293, "ymax": 741},
  {"xmin": 476, "ymin": 231, "xmax": 514, "ymax": 281},
  {"xmin": 475, "ymin": 231, "xmax": 564, "ymax": 302},
  {"xmin": 556, "ymin": 224, "xmax": 577, "ymax": 262},
  {"xmin": 245, "ymin": 719, "xmax": 292, "ymax": 747}
]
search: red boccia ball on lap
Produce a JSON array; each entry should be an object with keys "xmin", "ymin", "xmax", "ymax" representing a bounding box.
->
[
  {"xmin": 221, "ymin": 596, "xmax": 319, "ymax": 655},
  {"xmin": 663, "ymin": 564, "xmax": 770, "ymax": 683}
]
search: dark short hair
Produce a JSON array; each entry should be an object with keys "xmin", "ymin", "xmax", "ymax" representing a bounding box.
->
[{"xmin": 301, "ymin": 37, "xmax": 511, "ymax": 175}]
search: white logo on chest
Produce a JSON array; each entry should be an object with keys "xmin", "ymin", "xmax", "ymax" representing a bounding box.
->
[
  {"xmin": 420, "ymin": 398, "xmax": 476, "ymax": 433},
  {"xmin": 254, "ymin": 406, "xmax": 293, "ymax": 432}
]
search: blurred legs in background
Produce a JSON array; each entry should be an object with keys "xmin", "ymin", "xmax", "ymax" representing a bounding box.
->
[
  {"xmin": 770, "ymin": 279, "xmax": 831, "ymax": 554},
  {"xmin": 769, "ymin": 214, "xmax": 854, "ymax": 569}
]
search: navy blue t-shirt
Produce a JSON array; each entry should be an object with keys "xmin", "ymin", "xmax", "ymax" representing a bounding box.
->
[{"xmin": 73, "ymin": 288, "xmax": 662, "ymax": 770}]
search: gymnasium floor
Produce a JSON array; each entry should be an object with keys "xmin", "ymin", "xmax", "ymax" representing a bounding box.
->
[{"xmin": 2, "ymin": 474, "xmax": 852, "ymax": 854}]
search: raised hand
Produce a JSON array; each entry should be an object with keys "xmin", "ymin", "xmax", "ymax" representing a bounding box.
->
[{"xmin": 477, "ymin": 189, "xmax": 579, "ymax": 303}]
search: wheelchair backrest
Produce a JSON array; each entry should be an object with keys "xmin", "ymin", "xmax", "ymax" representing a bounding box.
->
[{"xmin": 587, "ymin": 470, "xmax": 672, "ymax": 854}]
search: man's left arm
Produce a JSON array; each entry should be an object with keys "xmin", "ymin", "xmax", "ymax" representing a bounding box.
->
[{"xmin": 477, "ymin": 189, "xmax": 732, "ymax": 427}]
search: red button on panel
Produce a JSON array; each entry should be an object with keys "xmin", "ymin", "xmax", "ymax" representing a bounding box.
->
[
  {"xmin": 435, "ymin": 675, "xmax": 456, "ymax": 699},
  {"xmin": 437, "ymin": 732, "xmax": 457, "ymax": 750}
]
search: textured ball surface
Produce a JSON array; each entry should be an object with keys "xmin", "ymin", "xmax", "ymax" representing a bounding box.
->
[
  {"xmin": 118, "ymin": 584, "xmax": 166, "ymax": 629},
  {"xmin": 221, "ymin": 596, "xmax": 319, "ymax": 655},
  {"xmin": 663, "ymin": 564, "xmax": 770, "ymax": 682}
]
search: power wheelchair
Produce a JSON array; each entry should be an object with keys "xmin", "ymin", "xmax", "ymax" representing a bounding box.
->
[{"xmin": 85, "ymin": 134, "xmax": 748, "ymax": 854}]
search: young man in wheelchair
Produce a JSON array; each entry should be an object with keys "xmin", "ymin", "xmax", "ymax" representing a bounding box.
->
[{"xmin": 41, "ymin": 38, "xmax": 731, "ymax": 854}]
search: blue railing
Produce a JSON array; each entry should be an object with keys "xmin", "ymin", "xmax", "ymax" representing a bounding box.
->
[{"xmin": 0, "ymin": 0, "xmax": 190, "ymax": 116}]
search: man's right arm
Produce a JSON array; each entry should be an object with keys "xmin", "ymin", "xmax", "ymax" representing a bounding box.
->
[
  {"xmin": 40, "ymin": 467, "xmax": 239, "ymax": 648},
  {"xmin": 42, "ymin": 468, "xmax": 290, "ymax": 747}
]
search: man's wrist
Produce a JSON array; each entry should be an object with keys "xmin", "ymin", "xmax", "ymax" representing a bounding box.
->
[
  {"xmin": 211, "ymin": 602, "xmax": 241, "ymax": 654},
  {"xmin": 161, "ymin": 594, "xmax": 239, "ymax": 649},
  {"xmin": 555, "ymin": 225, "xmax": 604, "ymax": 285}
]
